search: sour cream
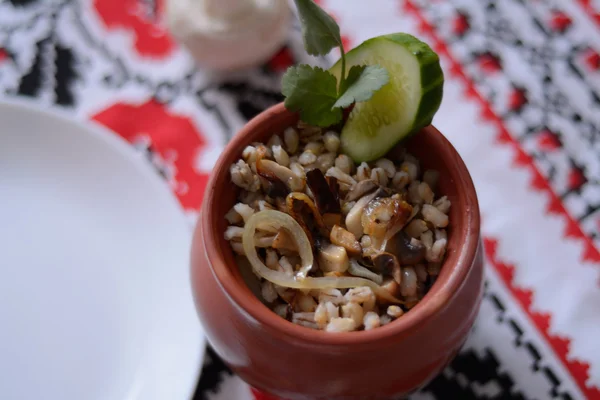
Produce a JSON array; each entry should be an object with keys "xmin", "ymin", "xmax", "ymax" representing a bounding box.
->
[{"xmin": 166, "ymin": 0, "xmax": 291, "ymax": 70}]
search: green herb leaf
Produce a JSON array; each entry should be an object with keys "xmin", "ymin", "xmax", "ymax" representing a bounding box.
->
[
  {"xmin": 283, "ymin": 1, "xmax": 389, "ymax": 126},
  {"xmin": 333, "ymin": 65, "xmax": 390, "ymax": 108},
  {"xmin": 282, "ymin": 65, "xmax": 343, "ymax": 127},
  {"xmin": 293, "ymin": 0, "xmax": 343, "ymax": 56},
  {"xmin": 337, "ymin": 65, "xmax": 366, "ymax": 95}
]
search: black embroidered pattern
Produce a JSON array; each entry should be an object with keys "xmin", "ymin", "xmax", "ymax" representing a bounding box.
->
[{"xmin": 413, "ymin": 0, "xmax": 600, "ymax": 245}]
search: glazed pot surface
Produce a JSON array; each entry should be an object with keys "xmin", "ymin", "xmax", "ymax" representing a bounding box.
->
[{"xmin": 191, "ymin": 103, "xmax": 483, "ymax": 400}]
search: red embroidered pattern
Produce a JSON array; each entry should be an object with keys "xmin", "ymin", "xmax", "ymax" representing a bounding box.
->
[
  {"xmin": 576, "ymin": 0, "xmax": 600, "ymax": 28},
  {"xmin": 403, "ymin": 1, "xmax": 600, "ymax": 397},
  {"xmin": 93, "ymin": 0, "xmax": 176, "ymax": 57}
]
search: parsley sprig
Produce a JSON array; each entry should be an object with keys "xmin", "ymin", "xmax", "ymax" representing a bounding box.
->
[{"xmin": 282, "ymin": 0, "xmax": 389, "ymax": 127}]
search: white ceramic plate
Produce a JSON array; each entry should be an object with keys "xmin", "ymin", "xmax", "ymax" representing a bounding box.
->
[{"xmin": 0, "ymin": 101, "xmax": 205, "ymax": 400}]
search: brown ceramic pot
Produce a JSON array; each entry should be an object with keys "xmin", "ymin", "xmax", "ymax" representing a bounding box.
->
[{"xmin": 191, "ymin": 103, "xmax": 483, "ymax": 400}]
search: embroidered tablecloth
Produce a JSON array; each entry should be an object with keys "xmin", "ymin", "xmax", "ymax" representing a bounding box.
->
[{"xmin": 1, "ymin": 0, "xmax": 599, "ymax": 399}]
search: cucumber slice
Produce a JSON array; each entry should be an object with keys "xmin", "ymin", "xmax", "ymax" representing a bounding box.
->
[{"xmin": 330, "ymin": 33, "xmax": 444, "ymax": 162}]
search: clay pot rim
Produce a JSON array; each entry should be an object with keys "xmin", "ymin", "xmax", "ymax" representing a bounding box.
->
[{"xmin": 200, "ymin": 103, "xmax": 480, "ymax": 348}]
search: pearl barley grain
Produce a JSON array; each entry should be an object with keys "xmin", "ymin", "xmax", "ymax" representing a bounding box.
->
[
  {"xmin": 323, "ymin": 131, "xmax": 341, "ymax": 153},
  {"xmin": 363, "ymin": 312, "xmax": 381, "ymax": 330},
  {"xmin": 224, "ymin": 120, "xmax": 453, "ymax": 332},
  {"xmin": 284, "ymin": 127, "xmax": 299, "ymax": 154}
]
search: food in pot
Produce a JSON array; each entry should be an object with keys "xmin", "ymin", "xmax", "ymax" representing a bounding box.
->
[{"xmin": 224, "ymin": 122, "xmax": 450, "ymax": 332}]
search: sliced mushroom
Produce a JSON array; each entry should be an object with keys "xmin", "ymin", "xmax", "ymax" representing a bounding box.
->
[
  {"xmin": 372, "ymin": 252, "xmax": 402, "ymax": 285},
  {"xmin": 258, "ymin": 158, "xmax": 304, "ymax": 192},
  {"xmin": 255, "ymin": 162, "xmax": 289, "ymax": 197},
  {"xmin": 348, "ymin": 258, "xmax": 383, "ymax": 284},
  {"xmin": 286, "ymin": 192, "xmax": 329, "ymax": 242},
  {"xmin": 361, "ymin": 198, "xmax": 413, "ymax": 241},
  {"xmin": 385, "ymin": 231, "xmax": 426, "ymax": 265},
  {"xmin": 392, "ymin": 262, "xmax": 402, "ymax": 285},
  {"xmin": 271, "ymin": 229, "xmax": 299, "ymax": 252},
  {"xmin": 317, "ymin": 243, "xmax": 349, "ymax": 273},
  {"xmin": 330, "ymin": 225, "xmax": 362, "ymax": 255},
  {"xmin": 376, "ymin": 185, "xmax": 394, "ymax": 198},
  {"xmin": 253, "ymin": 147, "xmax": 290, "ymax": 197},
  {"xmin": 306, "ymin": 168, "xmax": 341, "ymax": 214},
  {"xmin": 253, "ymin": 231, "xmax": 276, "ymax": 247},
  {"xmin": 377, "ymin": 278, "xmax": 400, "ymax": 303},
  {"xmin": 275, "ymin": 285, "xmax": 297, "ymax": 304},
  {"xmin": 327, "ymin": 176, "xmax": 341, "ymax": 207},
  {"xmin": 322, "ymin": 213, "xmax": 342, "ymax": 231},
  {"xmin": 361, "ymin": 197, "xmax": 396, "ymax": 238},
  {"xmin": 296, "ymin": 293, "xmax": 318, "ymax": 312},
  {"xmin": 345, "ymin": 190, "xmax": 380, "ymax": 238},
  {"xmin": 346, "ymin": 179, "xmax": 378, "ymax": 202},
  {"xmin": 274, "ymin": 197, "xmax": 288, "ymax": 213}
]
